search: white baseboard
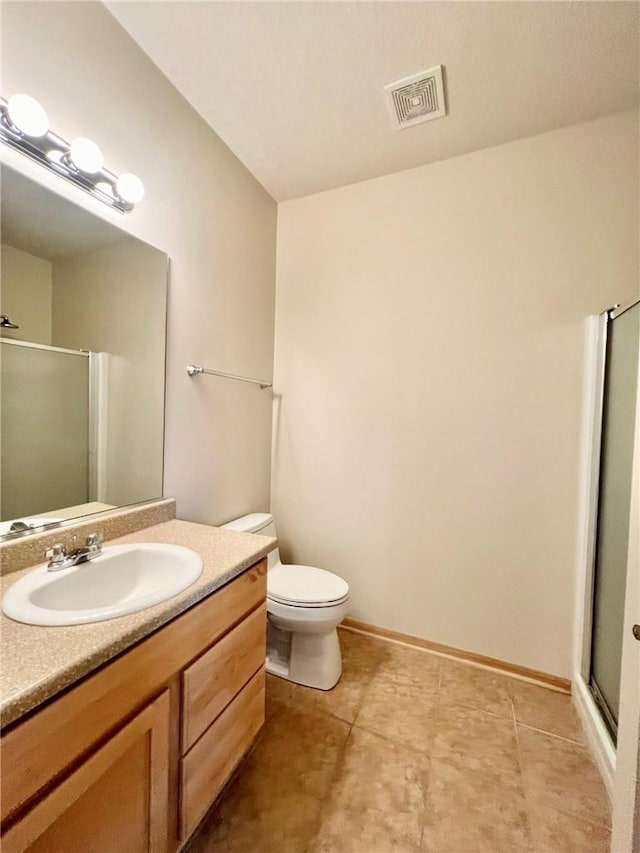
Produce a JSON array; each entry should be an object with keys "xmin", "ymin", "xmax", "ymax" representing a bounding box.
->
[{"xmin": 573, "ymin": 672, "xmax": 616, "ymax": 800}]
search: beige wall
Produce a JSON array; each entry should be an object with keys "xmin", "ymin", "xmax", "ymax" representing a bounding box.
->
[
  {"xmin": 2, "ymin": 1, "xmax": 277, "ymax": 525},
  {"xmin": 0, "ymin": 244, "xmax": 52, "ymax": 344},
  {"xmin": 52, "ymin": 238, "xmax": 166, "ymax": 507},
  {"xmin": 273, "ymin": 111, "xmax": 639, "ymax": 678}
]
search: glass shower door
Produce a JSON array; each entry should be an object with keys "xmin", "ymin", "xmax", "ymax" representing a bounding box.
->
[
  {"xmin": 0, "ymin": 340, "xmax": 90, "ymax": 521},
  {"xmin": 589, "ymin": 301, "xmax": 640, "ymax": 740}
]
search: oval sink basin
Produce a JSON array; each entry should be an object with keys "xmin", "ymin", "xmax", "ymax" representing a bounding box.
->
[{"xmin": 2, "ymin": 543, "xmax": 203, "ymax": 626}]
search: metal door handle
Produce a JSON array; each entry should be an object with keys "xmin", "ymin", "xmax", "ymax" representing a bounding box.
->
[{"xmin": 633, "ymin": 625, "xmax": 640, "ymax": 641}]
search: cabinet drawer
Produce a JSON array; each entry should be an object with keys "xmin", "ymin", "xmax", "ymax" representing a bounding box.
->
[
  {"xmin": 182, "ymin": 604, "xmax": 266, "ymax": 752},
  {"xmin": 180, "ymin": 668, "xmax": 265, "ymax": 840}
]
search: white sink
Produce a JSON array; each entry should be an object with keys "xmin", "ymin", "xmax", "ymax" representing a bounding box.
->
[{"xmin": 2, "ymin": 543, "xmax": 203, "ymax": 626}]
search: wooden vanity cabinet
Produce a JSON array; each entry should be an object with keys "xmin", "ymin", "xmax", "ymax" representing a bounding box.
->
[{"xmin": 0, "ymin": 559, "xmax": 267, "ymax": 853}]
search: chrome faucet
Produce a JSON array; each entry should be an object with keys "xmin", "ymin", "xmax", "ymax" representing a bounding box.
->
[{"xmin": 45, "ymin": 533, "xmax": 103, "ymax": 572}]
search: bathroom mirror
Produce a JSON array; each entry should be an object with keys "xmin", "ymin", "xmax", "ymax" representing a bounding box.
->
[{"xmin": 0, "ymin": 164, "xmax": 168, "ymax": 539}]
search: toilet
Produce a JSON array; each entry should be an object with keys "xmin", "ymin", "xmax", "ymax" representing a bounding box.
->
[{"xmin": 222, "ymin": 513, "xmax": 349, "ymax": 691}]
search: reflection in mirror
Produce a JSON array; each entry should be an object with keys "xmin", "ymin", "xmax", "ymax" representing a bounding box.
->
[{"xmin": 0, "ymin": 165, "xmax": 167, "ymax": 539}]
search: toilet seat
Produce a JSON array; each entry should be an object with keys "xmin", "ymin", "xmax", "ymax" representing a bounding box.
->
[{"xmin": 267, "ymin": 564, "xmax": 349, "ymax": 608}]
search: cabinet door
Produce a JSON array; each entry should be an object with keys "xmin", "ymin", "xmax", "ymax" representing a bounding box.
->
[{"xmin": 2, "ymin": 691, "xmax": 170, "ymax": 853}]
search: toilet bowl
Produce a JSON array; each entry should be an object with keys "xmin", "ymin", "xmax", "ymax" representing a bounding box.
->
[{"xmin": 222, "ymin": 513, "xmax": 349, "ymax": 690}]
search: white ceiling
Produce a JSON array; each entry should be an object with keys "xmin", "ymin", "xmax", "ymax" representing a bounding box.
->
[{"xmin": 107, "ymin": 1, "xmax": 639, "ymax": 201}]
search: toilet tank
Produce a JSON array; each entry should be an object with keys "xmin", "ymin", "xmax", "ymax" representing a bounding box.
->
[{"xmin": 221, "ymin": 513, "xmax": 280, "ymax": 568}]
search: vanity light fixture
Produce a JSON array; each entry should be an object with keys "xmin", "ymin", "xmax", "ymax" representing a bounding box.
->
[{"xmin": 0, "ymin": 94, "xmax": 144, "ymax": 212}]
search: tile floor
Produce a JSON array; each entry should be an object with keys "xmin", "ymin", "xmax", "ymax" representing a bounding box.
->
[{"xmin": 187, "ymin": 629, "xmax": 611, "ymax": 853}]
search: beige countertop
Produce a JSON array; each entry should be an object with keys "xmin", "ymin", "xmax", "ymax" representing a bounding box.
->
[{"xmin": 0, "ymin": 519, "xmax": 275, "ymax": 728}]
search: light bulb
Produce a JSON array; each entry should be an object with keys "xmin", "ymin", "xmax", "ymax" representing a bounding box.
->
[
  {"xmin": 95, "ymin": 181, "xmax": 114, "ymax": 196},
  {"xmin": 116, "ymin": 173, "xmax": 145, "ymax": 204},
  {"xmin": 7, "ymin": 94, "xmax": 49, "ymax": 138},
  {"xmin": 45, "ymin": 149, "xmax": 64, "ymax": 164},
  {"xmin": 69, "ymin": 137, "xmax": 104, "ymax": 174}
]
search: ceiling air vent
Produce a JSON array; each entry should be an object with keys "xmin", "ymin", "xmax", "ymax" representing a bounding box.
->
[{"xmin": 385, "ymin": 65, "xmax": 446, "ymax": 130}]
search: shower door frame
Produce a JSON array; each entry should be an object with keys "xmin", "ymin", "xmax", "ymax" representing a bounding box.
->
[
  {"xmin": 583, "ymin": 300, "xmax": 640, "ymax": 713},
  {"xmin": 573, "ymin": 306, "xmax": 618, "ymax": 795},
  {"xmin": 578, "ymin": 309, "xmax": 609, "ymax": 685},
  {"xmin": 576, "ymin": 297, "xmax": 640, "ymax": 770}
]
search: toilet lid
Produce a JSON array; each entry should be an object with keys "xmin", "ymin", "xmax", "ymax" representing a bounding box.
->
[{"xmin": 267, "ymin": 564, "xmax": 349, "ymax": 606}]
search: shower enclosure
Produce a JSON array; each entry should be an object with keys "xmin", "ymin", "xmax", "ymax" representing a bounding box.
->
[
  {"xmin": 0, "ymin": 339, "xmax": 104, "ymax": 523},
  {"xmin": 586, "ymin": 299, "xmax": 639, "ymax": 741}
]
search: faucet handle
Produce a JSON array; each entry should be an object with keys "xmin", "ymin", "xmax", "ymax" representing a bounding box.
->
[
  {"xmin": 45, "ymin": 544, "xmax": 67, "ymax": 564},
  {"xmin": 86, "ymin": 532, "xmax": 102, "ymax": 547}
]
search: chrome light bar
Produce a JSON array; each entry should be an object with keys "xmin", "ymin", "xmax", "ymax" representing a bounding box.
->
[{"xmin": 0, "ymin": 94, "xmax": 144, "ymax": 213}]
